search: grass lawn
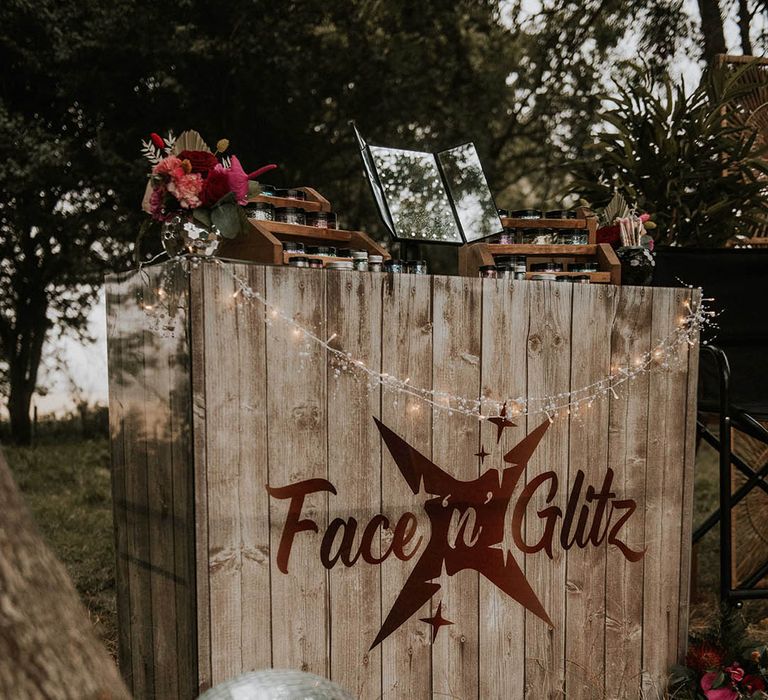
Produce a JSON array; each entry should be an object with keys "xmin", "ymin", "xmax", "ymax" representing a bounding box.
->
[{"xmin": 3, "ymin": 436, "xmax": 767, "ymax": 665}]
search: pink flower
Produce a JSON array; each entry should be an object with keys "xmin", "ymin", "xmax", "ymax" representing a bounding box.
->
[
  {"xmin": 149, "ymin": 185, "xmax": 171, "ymax": 221},
  {"xmin": 150, "ymin": 132, "xmax": 166, "ymax": 150},
  {"xmin": 153, "ymin": 155, "xmax": 183, "ymax": 178},
  {"xmin": 226, "ymin": 155, "xmax": 249, "ymax": 205},
  {"xmin": 639, "ymin": 213, "xmax": 651, "ymax": 223},
  {"xmin": 701, "ymin": 672, "xmax": 738, "ymax": 700},
  {"xmin": 725, "ymin": 663, "xmax": 744, "ymax": 682},
  {"xmin": 168, "ymin": 172, "xmax": 203, "ymax": 209},
  {"xmin": 248, "ymin": 163, "xmax": 278, "ymax": 180}
]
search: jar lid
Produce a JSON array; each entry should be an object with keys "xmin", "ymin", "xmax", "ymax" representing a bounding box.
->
[
  {"xmin": 530, "ymin": 273, "xmax": 556, "ymax": 280},
  {"xmin": 572, "ymin": 275, "xmax": 591, "ymax": 283},
  {"xmin": 545, "ymin": 209, "xmax": 577, "ymax": 219},
  {"xmin": 479, "ymin": 264, "xmax": 497, "ymax": 271},
  {"xmin": 568, "ymin": 262, "xmax": 598, "ymax": 272},
  {"xmin": 327, "ymin": 260, "xmax": 354, "ymax": 270},
  {"xmin": 369, "ymin": 254, "xmax": 383, "ymax": 263},
  {"xmin": 351, "ymin": 251, "xmax": 369, "ymax": 259},
  {"xmin": 497, "ymin": 208, "xmax": 509, "ymax": 217},
  {"xmin": 510, "ymin": 209, "xmax": 542, "ymax": 218},
  {"xmin": 282, "ymin": 241, "xmax": 304, "ymax": 250},
  {"xmin": 385, "ymin": 259, "xmax": 403, "ymax": 266},
  {"xmin": 555, "ymin": 275, "xmax": 571, "ymax": 282},
  {"xmin": 289, "ymin": 256, "xmax": 309, "ymax": 263},
  {"xmin": 530, "ymin": 262, "xmax": 563, "ymax": 272}
]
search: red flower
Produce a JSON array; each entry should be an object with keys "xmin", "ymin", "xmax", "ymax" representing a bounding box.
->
[
  {"xmin": 701, "ymin": 672, "xmax": 738, "ymax": 700},
  {"xmin": 744, "ymin": 674, "xmax": 766, "ymax": 692},
  {"xmin": 686, "ymin": 642, "xmax": 726, "ymax": 673},
  {"xmin": 200, "ymin": 167, "xmax": 231, "ymax": 206},
  {"xmin": 178, "ymin": 150, "xmax": 219, "ymax": 175},
  {"xmin": 596, "ymin": 223, "xmax": 621, "ymax": 247},
  {"xmin": 725, "ymin": 663, "xmax": 744, "ymax": 683},
  {"xmin": 248, "ymin": 163, "xmax": 278, "ymax": 180},
  {"xmin": 150, "ymin": 132, "xmax": 166, "ymax": 150},
  {"xmin": 226, "ymin": 155, "xmax": 249, "ymax": 205}
]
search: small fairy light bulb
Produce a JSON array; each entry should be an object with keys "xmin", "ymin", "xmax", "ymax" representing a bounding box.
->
[
  {"xmin": 270, "ymin": 308, "xmax": 278, "ymax": 319},
  {"xmin": 292, "ymin": 328, "xmax": 302, "ymax": 339},
  {"xmin": 157, "ymin": 287, "xmax": 166, "ymax": 299},
  {"xmin": 326, "ymin": 332, "xmax": 337, "ymax": 344},
  {"xmin": 232, "ymin": 288, "xmax": 240, "ymax": 299}
]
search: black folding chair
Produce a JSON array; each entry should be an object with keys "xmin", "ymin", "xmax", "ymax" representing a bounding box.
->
[{"xmin": 654, "ymin": 248, "xmax": 768, "ymax": 602}]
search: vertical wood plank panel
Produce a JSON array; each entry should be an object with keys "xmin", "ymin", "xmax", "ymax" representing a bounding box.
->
[
  {"xmin": 678, "ymin": 291, "xmax": 701, "ymax": 660},
  {"xmin": 122, "ymin": 270, "xmax": 155, "ymax": 696},
  {"xmin": 605, "ymin": 285, "xmax": 653, "ymax": 700},
  {"xmin": 478, "ymin": 278, "xmax": 529, "ymax": 700},
  {"xmin": 525, "ymin": 282, "xmax": 571, "ymax": 699},
  {"xmin": 106, "ymin": 274, "xmax": 133, "ymax": 691},
  {"xmin": 564, "ymin": 284, "xmax": 615, "ymax": 699},
  {"xmin": 326, "ymin": 270, "xmax": 383, "ymax": 698},
  {"xmin": 431, "ymin": 275, "xmax": 482, "ymax": 700},
  {"xmin": 166, "ymin": 265, "xmax": 199, "ymax": 699},
  {"xmin": 236, "ymin": 264, "xmax": 272, "ymax": 673},
  {"xmin": 642, "ymin": 288, "xmax": 691, "ymax": 697},
  {"xmin": 380, "ymin": 274, "xmax": 433, "ymax": 699},
  {"xmin": 266, "ymin": 266, "xmax": 329, "ymax": 674},
  {"xmin": 189, "ymin": 265, "xmax": 212, "ymax": 693},
  {"xmin": 143, "ymin": 266, "xmax": 180, "ymax": 699}
]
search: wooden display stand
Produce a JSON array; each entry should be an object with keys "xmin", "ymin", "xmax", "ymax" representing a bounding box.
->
[
  {"xmin": 459, "ymin": 242, "xmax": 621, "ymax": 284},
  {"xmin": 459, "ymin": 207, "xmax": 621, "ymax": 285},
  {"xmin": 218, "ymin": 187, "xmax": 390, "ymax": 266},
  {"xmin": 107, "ymin": 261, "xmax": 699, "ymax": 699}
]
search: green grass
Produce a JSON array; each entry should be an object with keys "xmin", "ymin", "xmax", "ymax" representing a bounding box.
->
[
  {"xmin": 2, "ymin": 436, "xmax": 766, "ymax": 666},
  {"xmin": 4, "ymin": 439, "xmax": 118, "ymax": 659}
]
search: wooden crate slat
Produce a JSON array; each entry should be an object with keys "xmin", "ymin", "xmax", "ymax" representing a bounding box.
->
[
  {"xmin": 326, "ymin": 271, "xmax": 383, "ymax": 698},
  {"xmin": 431, "ymin": 275, "xmax": 482, "ymax": 699},
  {"xmin": 564, "ymin": 283, "xmax": 615, "ymax": 698},
  {"xmin": 604, "ymin": 285, "xmax": 653, "ymax": 699},
  {"xmin": 265, "ymin": 267, "xmax": 330, "ymax": 674},
  {"xmin": 524, "ymin": 281, "xmax": 571, "ymax": 697},
  {"xmin": 641, "ymin": 287, "xmax": 692, "ymax": 694},
  {"xmin": 478, "ymin": 276, "xmax": 529, "ymax": 700},
  {"xmin": 380, "ymin": 273, "xmax": 433, "ymax": 699}
]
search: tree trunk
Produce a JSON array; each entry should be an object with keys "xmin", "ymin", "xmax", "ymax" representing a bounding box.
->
[
  {"xmin": 0, "ymin": 446, "xmax": 130, "ymax": 699},
  {"xmin": 738, "ymin": 0, "xmax": 754, "ymax": 55},
  {"xmin": 7, "ymin": 378, "xmax": 33, "ymax": 445},
  {"xmin": 697, "ymin": 0, "xmax": 728, "ymax": 64}
]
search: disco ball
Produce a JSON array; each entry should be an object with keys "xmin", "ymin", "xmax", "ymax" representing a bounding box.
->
[{"xmin": 197, "ymin": 669, "xmax": 356, "ymax": 700}]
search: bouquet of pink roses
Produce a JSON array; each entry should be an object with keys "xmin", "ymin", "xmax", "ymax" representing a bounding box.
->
[{"xmin": 141, "ymin": 130, "xmax": 276, "ymax": 240}]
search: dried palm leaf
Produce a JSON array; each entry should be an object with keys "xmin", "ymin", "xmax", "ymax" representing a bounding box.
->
[{"xmin": 171, "ymin": 130, "xmax": 211, "ymax": 155}]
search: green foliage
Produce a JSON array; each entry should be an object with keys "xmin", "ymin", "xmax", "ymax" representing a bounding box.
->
[{"xmin": 568, "ymin": 62, "xmax": 768, "ymax": 247}]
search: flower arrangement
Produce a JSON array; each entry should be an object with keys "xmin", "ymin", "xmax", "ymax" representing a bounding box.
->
[
  {"xmin": 669, "ymin": 606, "xmax": 768, "ymax": 700},
  {"xmin": 593, "ymin": 191, "xmax": 655, "ymax": 250},
  {"xmin": 140, "ymin": 130, "xmax": 276, "ymax": 240}
]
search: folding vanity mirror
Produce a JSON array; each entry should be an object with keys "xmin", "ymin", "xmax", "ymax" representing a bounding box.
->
[{"xmin": 354, "ymin": 125, "xmax": 502, "ymax": 245}]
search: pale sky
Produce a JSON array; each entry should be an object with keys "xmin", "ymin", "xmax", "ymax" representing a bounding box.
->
[{"xmin": 22, "ymin": 2, "xmax": 762, "ymax": 417}]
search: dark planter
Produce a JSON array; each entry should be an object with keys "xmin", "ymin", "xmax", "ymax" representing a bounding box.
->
[{"xmin": 616, "ymin": 246, "xmax": 655, "ymax": 286}]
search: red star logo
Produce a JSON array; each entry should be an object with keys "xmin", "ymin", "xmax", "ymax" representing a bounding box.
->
[
  {"xmin": 370, "ymin": 417, "xmax": 553, "ymax": 649},
  {"xmin": 419, "ymin": 601, "xmax": 453, "ymax": 642},
  {"xmin": 474, "ymin": 446, "xmax": 490, "ymax": 463},
  {"xmin": 487, "ymin": 402, "xmax": 515, "ymax": 443}
]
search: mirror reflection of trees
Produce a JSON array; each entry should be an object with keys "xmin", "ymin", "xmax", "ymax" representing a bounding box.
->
[
  {"xmin": 438, "ymin": 144, "xmax": 501, "ymax": 242},
  {"xmin": 370, "ymin": 147, "xmax": 462, "ymax": 243}
]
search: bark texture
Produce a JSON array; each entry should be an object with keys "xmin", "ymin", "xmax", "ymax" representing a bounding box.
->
[{"xmin": 0, "ymin": 446, "xmax": 130, "ymax": 699}]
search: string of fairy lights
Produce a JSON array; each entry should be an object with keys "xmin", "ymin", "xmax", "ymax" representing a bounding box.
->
[{"xmin": 139, "ymin": 255, "xmax": 715, "ymax": 423}]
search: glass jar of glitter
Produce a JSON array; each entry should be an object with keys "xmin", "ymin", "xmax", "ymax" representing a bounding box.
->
[
  {"xmin": 275, "ymin": 207, "xmax": 307, "ymax": 225},
  {"xmin": 245, "ymin": 201, "xmax": 275, "ymax": 221},
  {"xmin": 305, "ymin": 211, "xmax": 338, "ymax": 229},
  {"xmin": 369, "ymin": 254, "xmax": 383, "ymax": 272},
  {"xmin": 479, "ymin": 265, "xmax": 498, "ymax": 279}
]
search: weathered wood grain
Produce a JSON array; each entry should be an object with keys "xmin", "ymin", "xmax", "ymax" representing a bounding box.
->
[
  {"xmin": 478, "ymin": 277, "xmax": 529, "ymax": 700},
  {"xmin": 525, "ymin": 281, "xmax": 571, "ymax": 699},
  {"xmin": 107, "ymin": 262, "xmax": 699, "ymax": 699},
  {"xmin": 565, "ymin": 283, "xmax": 615, "ymax": 699},
  {"xmin": 106, "ymin": 273, "xmax": 133, "ymax": 690},
  {"xmin": 380, "ymin": 273, "xmax": 433, "ymax": 700},
  {"xmin": 431, "ymin": 275, "xmax": 482, "ymax": 700},
  {"xmin": 605, "ymin": 285, "xmax": 653, "ymax": 700},
  {"xmin": 325, "ymin": 270, "xmax": 383, "ymax": 698},
  {"xmin": 642, "ymin": 288, "xmax": 692, "ymax": 698},
  {"xmin": 265, "ymin": 266, "xmax": 329, "ymax": 675}
]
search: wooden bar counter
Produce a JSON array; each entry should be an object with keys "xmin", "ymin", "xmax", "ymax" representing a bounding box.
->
[{"xmin": 106, "ymin": 259, "xmax": 700, "ymax": 699}]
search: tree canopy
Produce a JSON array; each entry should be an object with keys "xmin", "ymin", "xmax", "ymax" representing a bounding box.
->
[{"xmin": 1, "ymin": 0, "xmax": 767, "ymax": 441}]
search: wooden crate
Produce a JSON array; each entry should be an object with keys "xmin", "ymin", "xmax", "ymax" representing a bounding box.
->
[
  {"xmin": 107, "ymin": 261, "xmax": 699, "ymax": 699},
  {"xmin": 218, "ymin": 186, "xmax": 390, "ymax": 265},
  {"xmin": 458, "ymin": 242, "xmax": 622, "ymax": 285}
]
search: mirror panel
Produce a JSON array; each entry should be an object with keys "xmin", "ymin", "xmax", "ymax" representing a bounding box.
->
[
  {"xmin": 368, "ymin": 146, "xmax": 463, "ymax": 243},
  {"xmin": 438, "ymin": 143, "xmax": 502, "ymax": 242}
]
